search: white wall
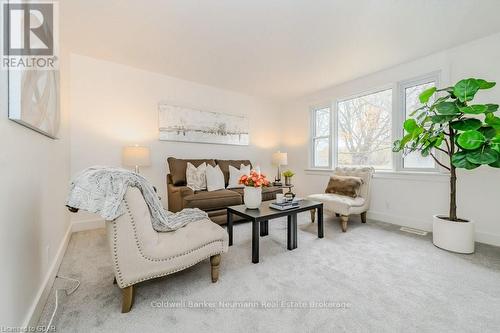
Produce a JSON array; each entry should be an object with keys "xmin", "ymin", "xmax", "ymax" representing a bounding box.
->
[
  {"xmin": 69, "ymin": 54, "xmax": 282, "ymax": 223},
  {"xmin": 0, "ymin": 51, "xmax": 72, "ymax": 326},
  {"xmin": 282, "ymin": 32, "xmax": 500, "ymax": 246}
]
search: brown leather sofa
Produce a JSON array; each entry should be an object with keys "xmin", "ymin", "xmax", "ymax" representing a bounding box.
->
[{"xmin": 167, "ymin": 158, "xmax": 283, "ymax": 224}]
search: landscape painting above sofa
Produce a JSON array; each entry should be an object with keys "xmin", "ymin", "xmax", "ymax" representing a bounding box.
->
[{"xmin": 159, "ymin": 103, "xmax": 249, "ymax": 145}]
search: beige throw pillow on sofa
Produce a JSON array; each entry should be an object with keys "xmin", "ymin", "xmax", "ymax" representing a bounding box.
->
[
  {"xmin": 325, "ymin": 175, "xmax": 363, "ymax": 198},
  {"xmin": 206, "ymin": 164, "xmax": 225, "ymax": 192},
  {"xmin": 227, "ymin": 164, "xmax": 251, "ymax": 189},
  {"xmin": 186, "ymin": 162, "xmax": 207, "ymax": 191}
]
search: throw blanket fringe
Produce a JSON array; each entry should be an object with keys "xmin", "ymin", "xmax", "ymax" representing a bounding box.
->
[{"xmin": 66, "ymin": 167, "xmax": 208, "ymax": 232}]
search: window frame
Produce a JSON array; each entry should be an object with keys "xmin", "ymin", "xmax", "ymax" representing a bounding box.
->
[
  {"xmin": 310, "ymin": 105, "xmax": 332, "ymax": 169},
  {"xmin": 308, "ymin": 71, "xmax": 443, "ymax": 174},
  {"xmin": 395, "ymin": 72, "xmax": 440, "ymax": 172}
]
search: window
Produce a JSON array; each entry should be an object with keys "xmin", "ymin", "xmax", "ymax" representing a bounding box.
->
[
  {"xmin": 309, "ymin": 72, "xmax": 441, "ymax": 173},
  {"xmin": 400, "ymin": 78, "xmax": 438, "ymax": 170},
  {"xmin": 337, "ymin": 89, "xmax": 393, "ymax": 169},
  {"xmin": 311, "ymin": 107, "xmax": 331, "ymax": 168}
]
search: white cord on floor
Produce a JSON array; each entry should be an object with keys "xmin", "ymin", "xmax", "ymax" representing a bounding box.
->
[{"xmin": 44, "ymin": 275, "xmax": 81, "ymax": 333}]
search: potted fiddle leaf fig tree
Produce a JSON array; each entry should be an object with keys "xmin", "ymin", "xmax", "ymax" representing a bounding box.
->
[{"xmin": 393, "ymin": 78, "xmax": 500, "ymax": 254}]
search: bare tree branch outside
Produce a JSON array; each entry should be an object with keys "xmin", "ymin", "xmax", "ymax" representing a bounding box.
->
[{"xmin": 337, "ymin": 89, "xmax": 392, "ymax": 169}]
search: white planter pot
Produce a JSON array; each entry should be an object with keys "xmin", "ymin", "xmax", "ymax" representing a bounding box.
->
[
  {"xmin": 244, "ymin": 187, "xmax": 262, "ymax": 209},
  {"xmin": 432, "ymin": 215, "xmax": 475, "ymax": 254}
]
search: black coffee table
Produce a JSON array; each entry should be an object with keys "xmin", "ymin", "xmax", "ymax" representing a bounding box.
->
[{"xmin": 226, "ymin": 200, "xmax": 324, "ymax": 263}]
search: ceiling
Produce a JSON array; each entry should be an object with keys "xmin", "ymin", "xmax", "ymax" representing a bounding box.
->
[{"xmin": 61, "ymin": 0, "xmax": 500, "ymax": 100}]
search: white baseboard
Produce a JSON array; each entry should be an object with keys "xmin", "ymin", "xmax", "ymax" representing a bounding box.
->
[
  {"xmin": 368, "ymin": 210, "xmax": 500, "ymax": 247},
  {"xmin": 24, "ymin": 223, "xmax": 72, "ymax": 328},
  {"xmin": 71, "ymin": 218, "xmax": 105, "ymax": 232},
  {"xmin": 475, "ymin": 231, "xmax": 500, "ymax": 247},
  {"xmin": 23, "ymin": 218, "xmax": 105, "ymax": 328},
  {"xmin": 367, "ymin": 210, "xmax": 433, "ymax": 232}
]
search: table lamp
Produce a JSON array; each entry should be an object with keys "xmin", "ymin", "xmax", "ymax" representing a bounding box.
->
[
  {"xmin": 272, "ymin": 151, "xmax": 288, "ymax": 185},
  {"xmin": 122, "ymin": 146, "xmax": 151, "ymax": 173}
]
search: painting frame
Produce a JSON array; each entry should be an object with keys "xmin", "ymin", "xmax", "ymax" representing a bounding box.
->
[
  {"xmin": 7, "ymin": 68, "xmax": 60, "ymax": 139},
  {"xmin": 158, "ymin": 102, "xmax": 249, "ymax": 146},
  {"xmin": 4, "ymin": 0, "xmax": 60, "ymax": 139}
]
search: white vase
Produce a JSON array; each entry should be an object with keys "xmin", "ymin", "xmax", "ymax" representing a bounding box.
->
[
  {"xmin": 244, "ymin": 186, "xmax": 262, "ymax": 209},
  {"xmin": 432, "ymin": 215, "xmax": 475, "ymax": 254}
]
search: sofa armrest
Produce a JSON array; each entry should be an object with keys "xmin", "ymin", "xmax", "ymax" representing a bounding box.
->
[{"xmin": 167, "ymin": 183, "xmax": 194, "ymax": 212}]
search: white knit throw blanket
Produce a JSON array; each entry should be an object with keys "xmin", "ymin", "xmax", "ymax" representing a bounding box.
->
[{"xmin": 66, "ymin": 167, "xmax": 208, "ymax": 232}]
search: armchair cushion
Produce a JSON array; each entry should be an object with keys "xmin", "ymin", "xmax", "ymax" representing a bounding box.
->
[{"xmin": 308, "ymin": 193, "xmax": 365, "ymax": 216}]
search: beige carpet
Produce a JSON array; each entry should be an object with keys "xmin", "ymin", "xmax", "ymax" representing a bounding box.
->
[{"xmin": 38, "ymin": 213, "xmax": 500, "ymax": 332}]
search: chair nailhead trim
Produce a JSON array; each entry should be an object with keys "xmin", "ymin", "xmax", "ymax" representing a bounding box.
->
[{"xmin": 111, "ymin": 199, "xmax": 227, "ymax": 288}]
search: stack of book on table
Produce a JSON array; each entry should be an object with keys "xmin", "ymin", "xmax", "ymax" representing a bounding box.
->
[{"xmin": 269, "ymin": 200, "xmax": 299, "ymax": 211}]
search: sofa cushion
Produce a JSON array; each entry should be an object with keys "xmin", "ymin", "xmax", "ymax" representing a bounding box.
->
[
  {"xmin": 215, "ymin": 159, "xmax": 252, "ymax": 186},
  {"xmin": 167, "ymin": 157, "xmax": 216, "ymax": 186},
  {"xmin": 230, "ymin": 186, "xmax": 283, "ymax": 202},
  {"xmin": 183, "ymin": 189, "xmax": 242, "ymax": 211}
]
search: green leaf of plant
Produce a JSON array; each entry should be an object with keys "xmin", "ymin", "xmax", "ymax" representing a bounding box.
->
[
  {"xmin": 489, "ymin": 159, "xmax": 500, "ymax": 168},
  {"xmin": 430, "ymin": 115, "xmax": 456, "ymax": 124},
  {"xmin": 452, "ymin": 151, "xmax": 480, "ymax": 170},
  {"xmin": 450, "ymin": 118, "xmax": 482, "ymax": 131},
  {"xmin": 465, "ymin": 147, "xmax": 499, "ymax": 165},
  {"xmin": 435, "ymin": 102, "xmax": 460, "ymax": 115},
  {"xmin": 419, "ymin": 87, "xmax": 437, "ymax": 103},
  {"xmin": 401, "ymin": 133, "xmax": 413, "ymax": 147},
  {"xmin": 485, "ymin": 113, "xmax": 500, "ymax": 129},
  {"xmin": 491, "ymin": 136, "xmax": 500, "ymax": 154},
  {"xmin": 403, "ymin": 119, "xmax": 418, "ymax": 133},
  {"xmin": 476, "ymin": 79, "xmax": 496, "ymax": 90},
  {"xmin": 478, "ymin": 126, "xmax": 497, "ymax": 139},
  {"xmin": 453, "ymin": 78, "xmax": 480, "ymax": 102},
  {"xmin": 456, "ymin": 130, "xmax": 486, "ymax": 150},
  {"xmin": 486, "ymin": 104, "xmax": 499, "ymax": 113},
  {"xmin": 409, "ymin": 105, "xmax": 427, "ymax": 117},
  {"xmin": 459, "ymin": 104, "xmax": 488, "ymax": 114}
]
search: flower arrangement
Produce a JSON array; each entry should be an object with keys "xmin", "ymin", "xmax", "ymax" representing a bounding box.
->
[
  {"xmin": 282, "ymin": 169, "xmax": 295, "ymax": 178},
  {"xmin": 239, "ymin": 171, "xmax": 270, "ymax": 188}
]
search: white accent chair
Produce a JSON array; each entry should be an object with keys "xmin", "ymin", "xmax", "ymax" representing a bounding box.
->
[
  {"xmin": 307, "ymin": 167, "xmax": 375, "ymax": 232},
  {"xmin": 106, "ymin": 188, "xmax": 228, "ymax": 312}
]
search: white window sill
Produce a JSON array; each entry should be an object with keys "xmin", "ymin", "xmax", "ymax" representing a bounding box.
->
[{"xmin": 305, "ymin": 168, "xmax": 450, "ymax": 182}]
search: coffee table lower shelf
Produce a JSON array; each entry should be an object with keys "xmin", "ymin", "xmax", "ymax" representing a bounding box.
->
[{"xmin": 226, "ymin": 200, "xmax": 324, "ymax": 263}]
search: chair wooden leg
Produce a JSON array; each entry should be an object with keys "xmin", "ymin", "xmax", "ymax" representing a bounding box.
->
[
  {"xmin": 310, "ymin": 209, "xmax": 316, "ymax": 223},
  {"xmin": 340, "ymin": 215, "xmax": 348, "ymax": 232},
  {"xmin": 121, "ymin": 285, "xmax": 134, "ymax": 313},
  {"xmin": 210, "ymin": 254, "xmax": 221, "ymax": 283},
  {"xmin": 361, "ymin": 211, "xmax": 367, "ymax": 223}
]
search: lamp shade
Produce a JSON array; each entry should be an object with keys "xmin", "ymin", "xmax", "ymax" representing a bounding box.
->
[
  {"xmin": 272, "ymin": 151, "xmax": 288, "ymax": 166},
  {"xmin": 122, "ymin": 146, "xmax": 151, "ymax": 167}
]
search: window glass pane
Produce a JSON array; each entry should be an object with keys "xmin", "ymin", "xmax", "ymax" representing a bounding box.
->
[
  {"xmin": 314, "ymin": 138, "xmax": 329, "ymax": 167},
  {"xmin": 404, "ymin": 82, "xmax": 436, "ymax": 169},
  {"xmin": 337, "ymin": 89, "xmax": 393, "ymax": 169},
  {"xmin": 315, "ymin": 108, "xmax": 330, "ymax": 136}
]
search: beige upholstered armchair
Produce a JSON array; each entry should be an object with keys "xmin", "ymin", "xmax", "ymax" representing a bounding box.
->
[
  {"xmin": 308, "ymin": 167, "xmax": 375, "ymax": 232},
  {"xmin": 106, "ymin": 188, "xmax": 228, "ymax": 312}
]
